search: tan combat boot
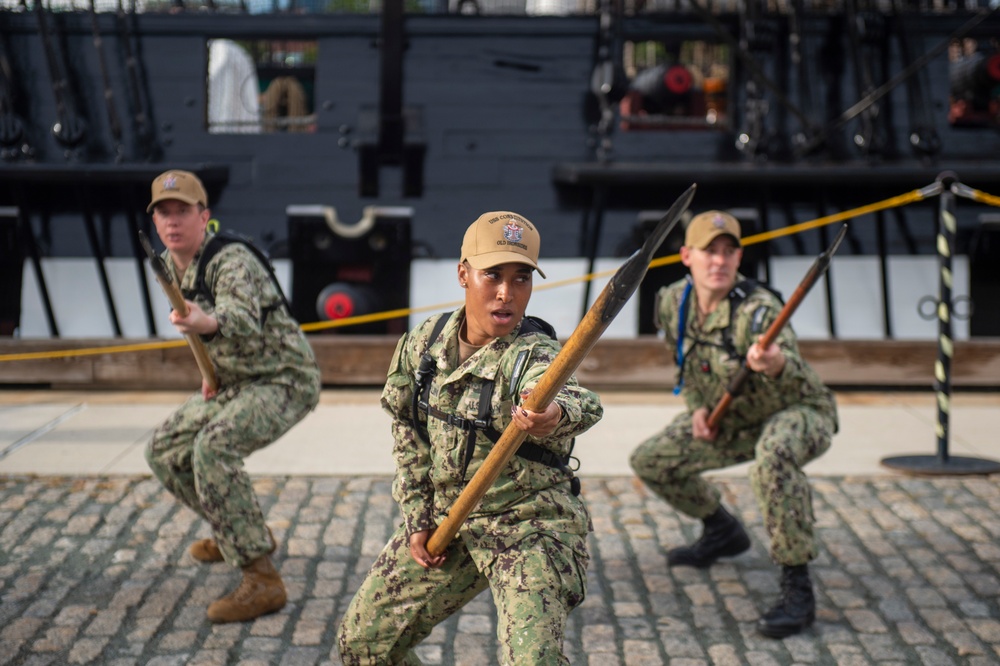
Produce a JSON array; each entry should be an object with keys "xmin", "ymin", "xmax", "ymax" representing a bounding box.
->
[
  {"xmin": 206, "ymin": 555, "xmax": 287, "ymax": 623},
  {"xmin": 190, "ymin": 526, "xmax": 276, "ymax": 563}
]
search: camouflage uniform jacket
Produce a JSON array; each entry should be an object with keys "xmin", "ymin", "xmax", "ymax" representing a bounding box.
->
[
  {"xmin": 164, "ymin": 234, "xmax": 319, "ymax": 391},
  {"xmin": 381, "ymin": 307, "xmax": 603, "ymax": 563},
  {"xmin": 655, "ymin": 274, "xmax": 838, "ymax": 434}
]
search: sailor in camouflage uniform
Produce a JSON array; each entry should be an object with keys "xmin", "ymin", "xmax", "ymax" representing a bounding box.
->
[
  {"xmin": 337, "ymin": 211, "xmax": 603, "ymax": 665},
  {"xmin": 143, "ymin": 170, "xmax": 320, "ymax": 624},
  {"xmin": 629, "ymin": 210, "xmax": 838, "ymax": 639}
]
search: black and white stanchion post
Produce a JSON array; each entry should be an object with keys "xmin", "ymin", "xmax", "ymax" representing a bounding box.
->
[{"xmin": 882, "ymin": 172, "xmax": 1000, "ymax": 475}]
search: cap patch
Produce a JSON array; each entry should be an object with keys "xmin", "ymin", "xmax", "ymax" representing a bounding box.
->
[{"xmin": 503, "ymin": 222, "xmax": 524, "ymax": 246}]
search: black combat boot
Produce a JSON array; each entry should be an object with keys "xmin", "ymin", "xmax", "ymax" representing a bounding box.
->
[
  {"xmin": 667, "ymin": 505, "xmax": 751, "ymax": 568},
  {"xmin": 757, "ymin": 564, "xmax": 816, "ymax": 638}
]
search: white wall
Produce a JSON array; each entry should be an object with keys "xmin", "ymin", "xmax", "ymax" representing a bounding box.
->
[{"xmin": 18, "ymin": 259, "xmax": 294, "ymax": 340}]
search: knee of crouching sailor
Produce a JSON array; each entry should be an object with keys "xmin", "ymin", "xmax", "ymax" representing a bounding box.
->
[
  {"xmin": 335, "ymin": 622, "xmax": 367, "ymax": 665},
  {"xmin": 629, "ymin": 444, "xmax": 660, "ymax": 481}
]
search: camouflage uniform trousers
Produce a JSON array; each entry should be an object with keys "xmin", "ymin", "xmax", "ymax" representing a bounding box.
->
[
  {"xmin": 145, "ymin": 382, "xmax": 316, "ymax": 568},
  {"xmin": 337, "ymin": 527, "xmax": 588, "ymax": 665},
  {"xmin": 630, "ymin": 405, "xmax": 834, "ymax": 566}
]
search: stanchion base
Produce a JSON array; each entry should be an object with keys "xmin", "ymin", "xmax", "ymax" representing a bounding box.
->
[{"xmin": 881, "ymin": 455, "xmax": 1000, "ymax": 476}]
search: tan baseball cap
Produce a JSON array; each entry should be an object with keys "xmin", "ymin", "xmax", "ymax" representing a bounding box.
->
[
  {"xmin": 685, "ymin": 210, "xmax": 741, "ymax": 249},
  {"xmin": 461, "ymin": 211, "xmax": 546, "ymax": 278},
  {"xmin": 147, "ymin": 170, "xmax": 208, "ymax": 213}
]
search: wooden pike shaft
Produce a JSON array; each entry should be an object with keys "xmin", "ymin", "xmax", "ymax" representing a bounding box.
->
[
  {"xmin": 426, "ymin": 184, "xmax": 696, "ymax": 556},
  {"xmin": 139, "ymin": 231, "xmax": 219, "ymax": 392}
]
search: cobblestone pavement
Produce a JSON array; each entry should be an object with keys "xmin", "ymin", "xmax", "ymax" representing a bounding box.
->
[{"xmin": 2, "ymin": 474, "xmax": 1000, "ymax": 666}]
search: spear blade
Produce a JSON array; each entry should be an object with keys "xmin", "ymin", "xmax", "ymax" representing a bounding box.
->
[
  {"xmin": 138, "ymin": 230, "xmax": 170, "ymax": 282},
  {"xmin": 600, "ymin": 183, "xmax": 697, "ymax": 324}
]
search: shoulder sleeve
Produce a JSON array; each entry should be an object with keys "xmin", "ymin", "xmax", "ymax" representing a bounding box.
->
[
  {"xmin": 382, "ymin": 332, "xmax": 412, "ymax": 407},
  {"xmin": 656, "ymin": 280, "xmax": 687, "ymax": 346},
  {"xmin": 381, "ymin": 314, "xmax": 436, "ymax": 422},
  {"xmin": 381, "ymin": 323, "xmax": 437, "ymax": 536},
  {"xmin": 653, "ymin": 285, "xmax": 671, "ymax": 336}
]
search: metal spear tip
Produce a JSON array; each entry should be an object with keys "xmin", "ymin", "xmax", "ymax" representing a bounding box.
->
[
  {"xmin": 641, "ymin": 183, "xmax": 697, "ymax": 264},
  {"xmin": 138, "ymin": 230, "xmax": 171, "ymax": 280},
  {"xmin": 137, "ymin": 230, "xmax": 156, "ymax": 258},
  {"xmin": 827, "ymin": 223, "xmax": 848, "ymax": 257},
  {"xmin": 615, "ymin": 183, "xmax": 697, "ymax": 279},
  {"xmin": 601, "ymin": 183, "xmax": 696, "ymax": 324}
]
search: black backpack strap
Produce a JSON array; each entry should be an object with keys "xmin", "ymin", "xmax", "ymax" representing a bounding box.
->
[
  {"xmin": 459, "ymin": 378, "xmax": 499, "ymax": 480},
  {"xmin": 181, "ymin": 233, "xmax": 234, "ymax": 306},
  {"xmin": 721, "ymin": 279, "xmax": 758, "ymax": 359},
  {"xmin": 729, "ymin": 278, "xmax": 757, "ymax": 304},
  {"xmin": 412, "ymin": 312, "xmax": 452, "ymax": 445},
  {"xmin": 519, "ymin": 315, "xmax": 557, "ymax": 339},
  {"xmin": 514, "ymin": 440, "xmax": 573, "ymax": 470},
  {"xmin": 183, "ymin": 232, "xmax": 291, "ymax": 325},
  {"xmin": 514, "ymin": 440, "xmax": 580, "ymax": 496}
]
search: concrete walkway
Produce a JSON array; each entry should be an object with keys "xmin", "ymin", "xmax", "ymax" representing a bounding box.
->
[
  {"xmin": 1, "ymin": 390, "xmax": 999, "ymax": 478},
  {"xmin": 1, "ymin": 389, "xmax": 1000, "ymax": 665}
]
